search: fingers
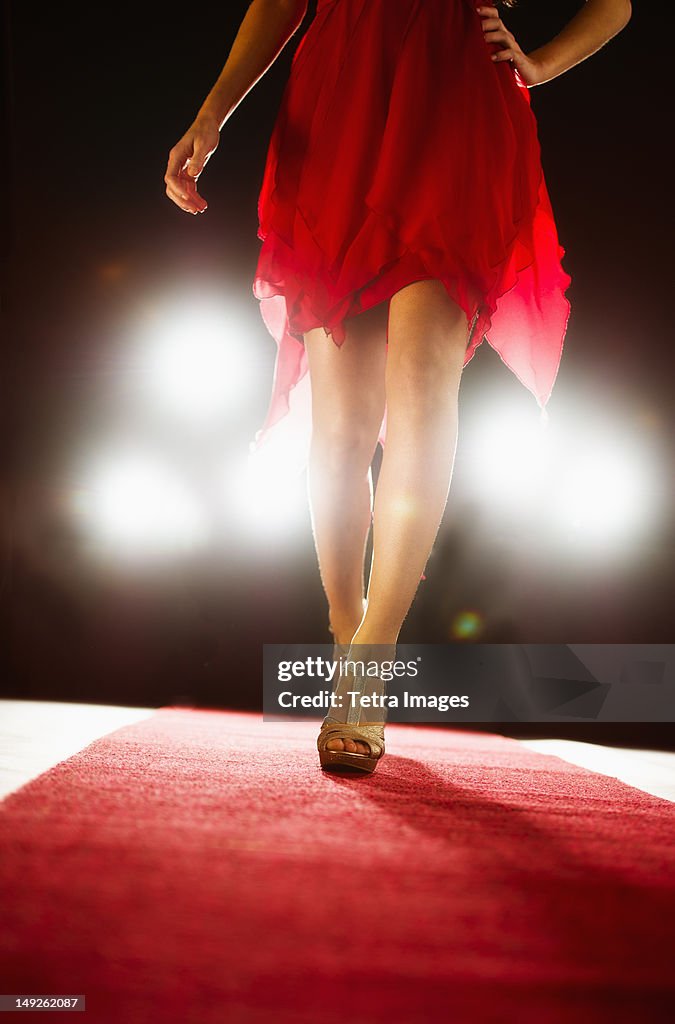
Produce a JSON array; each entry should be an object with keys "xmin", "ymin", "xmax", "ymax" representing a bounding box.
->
[
  {"xmin": 491, "ymin": 48, "xmax": 515, "ymax": 63},
  {"xmin": 181, "ymin": 168, "xmax": 208, "ymax": 214},
  {"xmin": 183, "ymin": 149, "xmax": 210, "ymax": 212},
  {"xmin": 483, "ymin": 27, "xmax": 512, "ymax": 51},
  {"xmin": 165, "ymin": 145, "xmax": 196, "ymax": 213},
  {"xmin": 164, "ymin": 145, "xmax": 208, "ymax": 215},
  {"xmin": 477, "ymin": 6, "xmax": 518, "ymax": 64},
  {"xmin": 166, "ymin": 178, "xmax": 205, "ymax": 215},
  {"xmin": 165, "ymin": 176, "xmax": 206, "ymax": 215},
  {"xmin": 186, "ymin": 146, "xmax": 209, "ymax": 179}
]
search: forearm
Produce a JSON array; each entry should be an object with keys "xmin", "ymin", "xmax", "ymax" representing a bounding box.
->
[
  {"xmin": 529, "ymin": 0, "xmax": 632, "ymax": 85},
  {"xmin": 195, "ymin": 0, "xmax": 308, "ymax": 129}
]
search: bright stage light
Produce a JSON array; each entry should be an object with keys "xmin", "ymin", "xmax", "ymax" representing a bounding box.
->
[
  {"xmin": 80, "ymin": 451, "xmax": 208, "ymax": 554},
  {"xmin": 551, "ymin": 444, "xmax": 654, "ymax": 547},
  {"xmin": 466, "ymin": 401, "xmax": 552, "ymax": 510},
  {"xmin": 463, "ymin": 398, "xmax": 658, "ymax": 550},
  {"xmin": 227, "ymin": 449, "xmax": 308, "ymax": 539},
  {"xmin": 136, "ymin": 295, "xmax": 254, "ymax": 423},
  {"xmin": 225, "ymin": 371, "xmax": 312, "ymax": 539}
]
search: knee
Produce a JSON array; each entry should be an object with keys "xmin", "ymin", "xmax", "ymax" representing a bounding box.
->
[
  {"xmin": 390, "ymin": 343, "xmax": 463, "ymax": 409},
  {"xmin": 311, "ymin": 414, "xmax": 381, "ymax": 472}
]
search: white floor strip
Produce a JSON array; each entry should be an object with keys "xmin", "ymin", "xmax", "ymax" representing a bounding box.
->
[
  {"xmin": 0, "ymin": 700, "xmax": 155, "ymax": 800},
  {"xmin": 520, "ymin": 739, "xmax": 675, "ymax": 803},
  {"xmin": 1, "ymin": 701, "xmax": 673, "ymax": 804}
]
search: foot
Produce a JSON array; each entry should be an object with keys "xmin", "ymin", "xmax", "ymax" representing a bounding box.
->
[
  {"xmin": 325, "ymin": 736, "xmax": 372, "ymax": 755},
  {"xmin": 325, "ymin": 599, "xmax": 375, "ymax": 756},
  {"xmin": 326, "ymin": 630, "xmax": 366, "ymax": 756},
  {"xmin": 317, "ymin": 720, "xmax": 385, "ymax": 770}
]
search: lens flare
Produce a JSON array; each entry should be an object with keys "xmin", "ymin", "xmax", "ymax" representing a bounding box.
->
[{"xmin": 450, "ymin": 609, "xmax": 484, "ymax": 639}]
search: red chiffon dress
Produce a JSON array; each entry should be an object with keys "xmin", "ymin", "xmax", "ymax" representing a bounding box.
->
[{"xmin": 251, "ymin": 0, "xmax": 571, "ymax": 472}]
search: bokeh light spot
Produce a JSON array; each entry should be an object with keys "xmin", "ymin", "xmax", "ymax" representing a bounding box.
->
[{"xmin": 450, "ymin": 609, "xmax": 484, "ymax": 639}]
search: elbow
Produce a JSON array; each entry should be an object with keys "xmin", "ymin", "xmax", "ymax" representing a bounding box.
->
[
  {"xmin": 601, "ymin": 0, "xmax": 632, "ymax": 32},
  {"xmin": 261, "ymin": 0, "xmax": 308, "ymax": 18},
  {"xmin": 254, "ymin": 0, "xmax": 309, "ymax": 32}
]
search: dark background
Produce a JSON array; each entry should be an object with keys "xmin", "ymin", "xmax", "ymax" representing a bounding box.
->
[{"xmin": 1, "ymin": 1, "xmax": 672, "ymax": 743}]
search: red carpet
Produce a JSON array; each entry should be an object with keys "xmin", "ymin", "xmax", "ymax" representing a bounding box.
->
[{"xmin": 1, "ymin": 709, "xmax": 674, "ymax": 1023}]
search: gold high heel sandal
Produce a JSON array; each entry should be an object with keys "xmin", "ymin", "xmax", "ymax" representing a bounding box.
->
[
  {"xmin": 317, "ymin": 720, "xmax": 385, "ymax": 773},
  {"xmin": 317, "ymin": 638, "xmax": 386, "ymax": 774}
]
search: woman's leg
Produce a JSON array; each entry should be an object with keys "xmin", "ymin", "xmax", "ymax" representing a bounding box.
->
[
  {"xmin": 324, "ymin": 279, "xmax": 470, "ymax": 754},
  {"xmin": 304, "ymin": 299, "xmax": 388, "ymax": 649},
  {"xmin": 354, "ymin": 279, "xmax": 468, "ymax": 648}
]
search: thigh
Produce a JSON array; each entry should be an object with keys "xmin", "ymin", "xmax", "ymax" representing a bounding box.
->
[
  {"xmin": 304, "ymin": 300, "xmax": 388, "ymax": 433},
  {"xmin": 387, "ymin": 279, "xmax": 469, "ymax": 375}
]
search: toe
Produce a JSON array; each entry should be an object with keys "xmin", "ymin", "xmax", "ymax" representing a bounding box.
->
[
  {"xmin": 344, "ymin": 739, "xmax": 370, "ymax": 755},
  {"xmin": 324, "ymin": 736, "xmax": 371, "ymax": 756}
]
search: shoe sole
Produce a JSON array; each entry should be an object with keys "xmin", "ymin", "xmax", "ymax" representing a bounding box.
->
[{"xmin": 319, "ymin": 749, "xmax": 379, "ymax": 774}]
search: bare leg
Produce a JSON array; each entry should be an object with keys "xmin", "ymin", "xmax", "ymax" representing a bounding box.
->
[
  {"xmin": 354, "ymin": 279, "xmax": 468, "ymax": 648},
  {"xmin": 304, "ymin": 300, "xmax": 388, "ymax": 649},
  {"xmin": 320, "ymin": 279, "xmax": 470, "ymax": 755}
]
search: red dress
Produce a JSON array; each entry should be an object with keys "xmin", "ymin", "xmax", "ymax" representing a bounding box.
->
[{"xmin": 251, "ymin": 0, "xmax": 571, "ymax": 471}]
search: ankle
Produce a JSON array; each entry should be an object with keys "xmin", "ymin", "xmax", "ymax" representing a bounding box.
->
[
  {"xmin": 330, "ymin": 622, "xmax": 360, "ymax": 646},
  {"xmin": 348, "ymin": 622, "xmax": 401, "ymax": 663},
  {"xmin": 348, "ymin": 633, "xmax": 398, "ymax": 666},
  {"xmin": 351, "ymin": 625, "xmax": 400, "ymax": 651},
  {"xmin": 329, "ymin": 602, "xmax": 367, "ymax": 646}
]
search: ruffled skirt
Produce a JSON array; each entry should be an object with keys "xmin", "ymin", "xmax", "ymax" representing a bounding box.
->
[{"xmin": 251, "ymin": 0, "xmax": 571, "ymax": 470}]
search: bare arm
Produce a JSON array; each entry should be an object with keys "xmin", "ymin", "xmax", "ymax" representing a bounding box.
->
[
  {"xmin": 528, "ymin": 0, "xmax": 632, "ymax": 84},
  {"xmin": 196, "ymin": 0, "xmax": 309, "ymax": 130},
  {"xmin": 479, "ymin": 1, "xmax": 632, "ymax": 87},
  {"xmin": 165, "ymin": 0, "xmax": 308, "ymax": 215}
]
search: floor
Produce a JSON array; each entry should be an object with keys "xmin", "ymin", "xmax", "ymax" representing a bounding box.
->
[{"xmin": 1, "ymin": 699, "xmax": 673, "ymax": 803}]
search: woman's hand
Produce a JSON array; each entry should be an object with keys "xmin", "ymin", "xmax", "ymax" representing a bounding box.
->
[
  {"xmin": 477, "ymin": 6, "xmax": 547, "ymax": 87},
  {"xmin": 164, "ymin": 117, "xmax": 220, "ymax": 215}
]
